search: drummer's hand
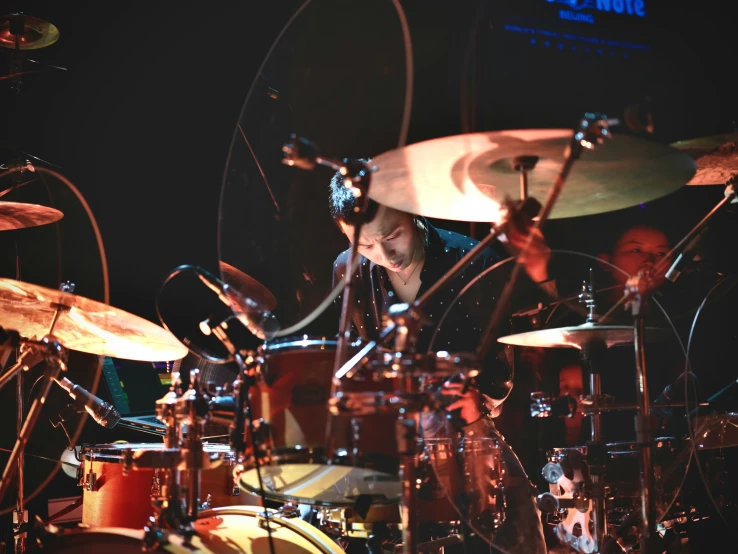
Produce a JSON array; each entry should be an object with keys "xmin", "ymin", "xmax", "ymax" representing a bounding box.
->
[
  {"xmin": 440, "ymin": 381, "xmax": 483, "ymax": 425},
  {"xmin": 506, "ymin": 224, "xmax": 551, "ymax": 283}
]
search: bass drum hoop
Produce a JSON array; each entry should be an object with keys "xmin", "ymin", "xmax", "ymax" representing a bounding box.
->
[{"xmin": 33, "ymin": 506, "xmax": 343, "ymax": 554}]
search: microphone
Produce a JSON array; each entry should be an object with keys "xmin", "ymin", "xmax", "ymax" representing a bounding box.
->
[
  {"xmin": 594, "ymin": 101, "xmax": 654, "ymax": 135},
  {"xmin": 195, "ymin": 268, "xmax": 279, "ymax": 340},
  {"xmin": 54, "ymin": 377, "xmax": 120, "ymax": 429},
  {"xmin": 665, "ymin": 227, "xmax": 709, "ymax": 282},
  {"xmin": 622, "ymin": 100, "xmax": 654, "ymax": 134},
  {"xmin": 654, "ymin": 371, "xmax": 700, "ymax": 406}
]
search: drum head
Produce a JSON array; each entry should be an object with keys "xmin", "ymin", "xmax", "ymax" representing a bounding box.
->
[{"xmin": 238, "ymin": 463, "xmax": 401, "ymax": 507}]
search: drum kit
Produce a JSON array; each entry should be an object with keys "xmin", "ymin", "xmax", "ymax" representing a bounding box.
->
[{"xmin": 1, "ymin": 9, "xmax": 738, "ymax": 554}]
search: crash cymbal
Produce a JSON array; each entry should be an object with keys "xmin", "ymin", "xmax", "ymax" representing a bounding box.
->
[
  {"xmin": 0, "ymin": 278, "xmax": 188, "ymax": 361},
  {"xmin": 219, "ymin": 261, "xmax": 277, "ymax": 312},
  {"xmin": 0, "ymin": 201, "xmax": 63, "ymax": 230},
  {"xmin": 0, "ymin": 14, "xmax": 59, "ymax": 50},
  {"xmin": 670, "ymin": 133, "xmax": 738, "ymax": 185},
  {"xmin": 369, "ymin": 130, "xmax": 696, "ymax": 222},
  {"xmin": 497, "ymin": 321, "xmax": 668, "ymax": 349}
]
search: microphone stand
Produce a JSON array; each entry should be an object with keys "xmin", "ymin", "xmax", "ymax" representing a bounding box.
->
[
  {"xmin": 281, "ymin": 136, "xmax": 374, "ymax": 456},
  {"xmin": 621, "ymin": 178, "xmax": 737, "ymax": 554},
  {"xmin": 0, "ymin": 337, "xmax": 68, "ymax": 509}
]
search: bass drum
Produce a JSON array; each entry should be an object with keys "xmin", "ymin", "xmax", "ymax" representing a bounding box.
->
[{"xmin": 30, "ymin": 506, "xmax": 343, "ymax": 554}]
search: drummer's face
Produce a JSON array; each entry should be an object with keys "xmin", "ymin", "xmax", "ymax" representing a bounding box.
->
[
  {"xmin": 339, "ymin": 206, "xmax": 419, "ymax": 272},
  {"xmin": 610, "ymin": 226, "xmax": 670, "ymax": 284}
]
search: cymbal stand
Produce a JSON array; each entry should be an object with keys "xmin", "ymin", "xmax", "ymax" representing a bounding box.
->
[
  {"xmin": 0, "ymin": 336, "xmax": 68, "ymax": 546},
  {"xmin": 623, "ymin": 268, "xmax": 658, "ymax": 554},
  {"xmin": 476, "ymin": 113, "xmax": 615, "ymax": 362}
]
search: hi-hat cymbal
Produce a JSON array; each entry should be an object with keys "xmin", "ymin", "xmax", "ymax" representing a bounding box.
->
[
  {"xmin": 497, "ymin": 322, "xmax": 668, "ymax": 349},
  {"xmin": 670, "ymin": 133, "xmax": 738, "ymax": 186},
  {"xmin": 0, "ymin": 14, "xmax": 59, "ymax": 50},
  {"xmin": 0, "ymin": 201, "xmax": 63, "ymax": 230},
  {"xmin": 369, "ymin": 130, "xmax": 696, "ymax": 222},
  {"xmin": 0, "ymin": 278, "xmax": 188, "ymax": 361},
  {"xmin": 219, "ymin": 261, "xmax": 277, "ymax": 312}
]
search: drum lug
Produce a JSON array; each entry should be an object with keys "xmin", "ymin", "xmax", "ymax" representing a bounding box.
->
[
  {"xmin": 150, "ymin": 472, "xmax": 161, "ymax": 497},
  {"xmin": 199, "ymin": 494, "xmax": 212, "ymax": 511},
  {"xmin": 257, "ymin": 512, "xmax": 277, "ymax": 531},
  {"xmin": 230, "ymin": 484, "xmax": 240, "ymax": 496},
  {"xmin": 83, "ymin": 470, "xmax": 97, "ymax": 492},
  {"xmin": 142, "ymin": 517, "xmax": 170, "ymax": 551},
  {"xmin": 277, "ymin": 502, "xmax": 301, "ymax": 518}
]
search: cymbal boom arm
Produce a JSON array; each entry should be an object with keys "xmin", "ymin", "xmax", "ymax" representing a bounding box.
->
[{"xmin": 476, "ymin": 114, "xmax": 613, "ymax": 362}]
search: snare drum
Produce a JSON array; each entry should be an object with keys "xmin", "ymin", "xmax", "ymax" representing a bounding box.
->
[
  {"xmin": 28, "ymin": 506, "xmax": 343, "ymax": 554},
  {"xmin": 80, "ymin": 442, "xmax": 254, "ymax": 528}
]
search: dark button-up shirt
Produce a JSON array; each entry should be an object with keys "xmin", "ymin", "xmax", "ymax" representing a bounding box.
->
[{"xmin": 332, "ymin": 220, "xmax": 523, "ymax": 404}]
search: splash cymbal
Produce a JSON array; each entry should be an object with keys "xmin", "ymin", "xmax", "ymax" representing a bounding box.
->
[
  {"xmin": 670, "ymin": 133, "xmax": 738, "ymax": 185},
  {"xmin": 369, "ymin": 130, "xmax": 696, "ymax": 222},
  {"xmin": 497, "ymin": 322, "xmax": 668, "ymax": 349},
  {"xmin": 0, "ymin": 14, "xmax": 59, "ymax": 50},
  {"xmin": 219, "ymin": 261, "xmax": 277, "ymax": 312},
  {"xmin": 0, "ymin": 201, "xmax": 63, "ymax": 230},
  {"xmin": 0, "ymin": 278, "xmax": 188, "ymax": 361}
]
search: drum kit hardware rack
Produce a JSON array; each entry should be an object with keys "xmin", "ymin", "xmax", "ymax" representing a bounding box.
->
[{"xmin": 1, "ymin": 10, "xmax": 738, "ymax": 553}]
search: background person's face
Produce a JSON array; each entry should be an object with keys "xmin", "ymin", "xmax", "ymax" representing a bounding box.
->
[
  {"xmin": 339, "ymin": 206, "xmax": 419, "ymax": 272},
  {"xmin": 609, "ymin": 226, "xmax": 671, "ymax": 285}
]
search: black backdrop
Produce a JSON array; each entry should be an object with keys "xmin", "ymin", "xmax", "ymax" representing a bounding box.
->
[{"xmin": 0, "ymin": 0, "xmax": 736, "ymax": 539}]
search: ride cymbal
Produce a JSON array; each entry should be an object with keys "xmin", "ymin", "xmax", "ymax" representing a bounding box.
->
[
  {"xmin": 0, "ymin": 201, "xmax": 63, "ymax": 230},
  {"xmin": 0, "ymin": 278, "xmax": 188, "ymax": 361},
  {"xmin": 497, "ymin": 322, "xmax": 668, "ymax": 349},
  {"xmin": 369, "ymin": 130, "xmax": 696, "ymax": 222},
  {"xmin": 670, "ymin": 133, "xmax": 738, "ymax": 186},
  {"xmin": 0, "ymin": 14, "xmax": 59, "ymax": 50}
]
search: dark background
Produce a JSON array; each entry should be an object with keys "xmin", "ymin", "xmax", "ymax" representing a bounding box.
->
[{"xmin": 0, "ymin": 0, "xmax": 736, "ymax": 543}]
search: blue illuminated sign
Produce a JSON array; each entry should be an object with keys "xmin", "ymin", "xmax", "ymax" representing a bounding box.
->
[{"xmin": 546, "ymin": 0, "xmax": 646, "ymax": 18}]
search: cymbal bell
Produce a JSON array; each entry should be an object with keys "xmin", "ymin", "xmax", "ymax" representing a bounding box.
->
[
  {"xmin": 670, "ymin": 133, "xmax": 738, "ymax": 185},
  {"xmin": 369, "ymin": 130, "xmax": 696, "ymax": 222},
  {"xmin": 0, "ymin": 278, "xmax": 188, "ymax": 361},
  {"xmin": 497, "ymin": 322, "xmax": 668, "ymax": 349},
  {"xmin": 0, "ymin": 201, "xmax": 63, "ymax": 230},
  {"xmin": 0, "ymin": 14, "xmax": 59, "ymax": 51},
  {"xmin": 219, "ymin": 261, "xmax": 277, "ymax": 312}
]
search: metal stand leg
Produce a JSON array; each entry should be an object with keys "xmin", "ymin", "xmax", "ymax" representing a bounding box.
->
[
  {"xmin": 13, "ymin": 368, "xmax": 26, "ymax": 554},
  {"xmin": 397, "ymin": 417, "xmax": 419, "ymax": 554},
  {"xmin": 633, "ymin": 315, "xmax": 656, "ymax": 553},
  {"xmin": 582, "ymin": 342, "xmax": 607, "ymax": 553}
]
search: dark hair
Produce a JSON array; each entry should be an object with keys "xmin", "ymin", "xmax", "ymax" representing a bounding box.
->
[
  {"xmin": 607, "ymin": 221, "xmax": 672, "ymax": 255},
  {"xmin": 328, "ymin": 158, "xmax": 379, "ymax": 227}
]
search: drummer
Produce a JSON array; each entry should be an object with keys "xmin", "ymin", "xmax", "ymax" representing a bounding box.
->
[{"xmin": 329, "ymin": 161, "xmax": 551, "ymax": 554}]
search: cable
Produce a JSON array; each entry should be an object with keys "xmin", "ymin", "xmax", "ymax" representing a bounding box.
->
[
  {"xmin": 272, "ymin": 253, "xmax": 360, "ymax": 338},
  {"xmin": 216, "ymin": 0, "xmax": 313, "ymax": 293},
  {"xmin": 390, "ymin": 0, "xmax": 413, "ymax": 149},
  {"xmin": 0, "ymin": 167, "xmax": 107, "ymax": 516},
  {"xmin": 679, "ymin": 274, "xmax": 738, "ymax": 524}
]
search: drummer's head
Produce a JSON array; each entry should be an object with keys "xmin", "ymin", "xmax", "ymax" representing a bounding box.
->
[
  {"xmin": 329, "ymin": 162, "xmax": 424, "ymax": 272},
  {"xmin": 598, "ymin": 224, "xmax": 671, "ymax": 285}
]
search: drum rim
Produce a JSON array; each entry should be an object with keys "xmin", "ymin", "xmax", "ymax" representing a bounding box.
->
[
  {"xmin": 261, "ymin": 336, "xmax": 338, "ymax": 352},
  {"xmin": 82, "ymin": 442, "xmax": 233, "ymax": 461},
  {"xmin": 41, "ymin": 510, "xmax": 343, "ymax": 554}
]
